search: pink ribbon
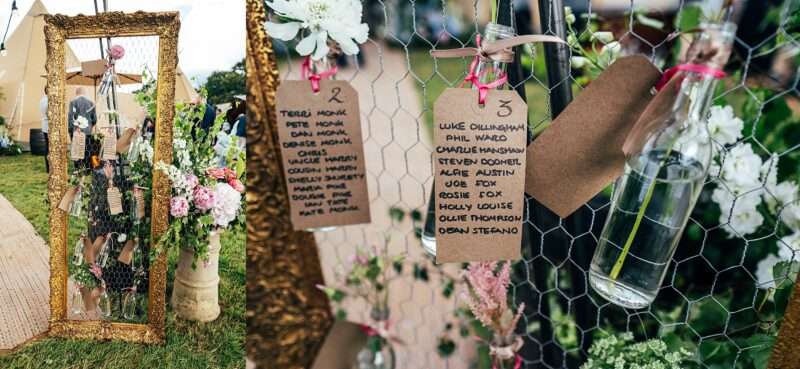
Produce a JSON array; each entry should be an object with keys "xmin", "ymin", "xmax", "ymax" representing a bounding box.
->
[
  {"xmin": 301, "ymin": 55, "xmax": 338, "ymax": 93},
  {"xmin": 359, "ymin": 321, "xmax": 406, "ymax": 346},
  {"xmin": 655, "ymin": 63, "xmax": 726, "ymax": 91},
  {"xmin": 459, "ymin": 36, "xmax": 509, "ymax": 105},
  {"xmin": 431, "ymin": 33, "xmax": 564, "ymax": 105},
  {"xmin": 474, "ymin": 335, "xmax": 524, "ymax": 369}
]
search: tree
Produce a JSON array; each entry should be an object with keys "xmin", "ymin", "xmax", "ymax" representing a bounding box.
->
[{"xmin": 203, "ymin": 59, "xmax": 245, "ymax": 105}]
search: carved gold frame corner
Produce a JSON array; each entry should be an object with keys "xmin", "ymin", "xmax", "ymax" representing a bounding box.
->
[
  {"xmin": 44, "ymin": 11, "xmax": 179, "ymax": 344},
  {"xmin": 245, "ymin": 0, "xmax": 334, "ymax": 367}
]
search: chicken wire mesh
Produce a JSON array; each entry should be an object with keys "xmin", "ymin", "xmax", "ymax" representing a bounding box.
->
[
  {"xmin": 268, "ymin": 0, "xmax": 800, "ymax": 368},
  {"xmin": 64, "ymin": 35, "xmax": 158, "ymax": 323}
]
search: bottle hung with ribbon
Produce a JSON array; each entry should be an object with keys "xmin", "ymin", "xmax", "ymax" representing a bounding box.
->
[
  {"xmin": 353, "ymin": 305, "xmax": 397, "ymax": 369},
  {"xmin": 589, "ymin": 20, "xmax": 737, "ymax": 309},
  {"xmin": 421, "ymin": 22, "xmax": 516, "ymax": 258}
]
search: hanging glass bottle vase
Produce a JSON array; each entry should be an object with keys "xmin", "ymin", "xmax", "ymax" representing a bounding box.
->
[
  {"xmin": 98, "ymin": 283, "xmax": 112, "ymax": 318},
  {"xmin": 97, "ymin": 236, "xmax": 111, "ymax": 268},
  {"xmin": 69, "ymin": 188, "xmax": 83, "ymax": 218},
  {"xmin": 353, "ymin": 306, "xmax": 396, "ymax": 369},
  {"xmin": 589, "ymin": 21, "xmax": 737, "ymax": 309},
  {"xmin": 72, "ymin": 235, "xmax": 86, "ymax": 266},
  {"xmin": 122, "ymin": 287, "xmax": 138, "ymax": 320},
  {"xmin": 69, "ymin": 282, "xmax": 85, "ymax": 316},
  {"xmin": 422, "ymin": 22, "xmax": 516, "ymax": 258}
]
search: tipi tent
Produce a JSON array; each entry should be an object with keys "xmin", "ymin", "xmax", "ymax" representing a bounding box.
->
[
  {"xmin": 0, "ymin": 0, "xmax": 81, "ymax": 144},
  {"xmin": 0, "ymin": 0, "xmax": 200, "ymax": 145}
]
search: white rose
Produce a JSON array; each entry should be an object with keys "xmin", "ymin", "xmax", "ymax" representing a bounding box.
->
[
  {"xmin": 75, "ymin": 116, "xmax": 89, "ymax": 129},
  {"xmin": 778, "ymin": 232, "xmax": 800, "ymax": 262},
  {"xmin": 706, "ymin": 105, "xmax": 743, "ymax": 145},
  {"xmin": 755, "ymin": 254, "xmax": 782, "ymax": 289},
  {"xmin": 767, "ymin": 181, "xmax": 798, "ymax": 211},
  {"xmin": 712, "ymin": 187, "xmax": 763, "ymax": 237},
  {"xmin": 719, "ymin": 143, "xmax": 763, "ymax": 194}
]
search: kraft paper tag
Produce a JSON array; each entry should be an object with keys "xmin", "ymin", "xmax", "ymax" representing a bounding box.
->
[
  {"xmin": 434, "ymin": 88, "xmax": 527, "ymax": 262},
  {"xmin": 102, "ymin": 130, "xmax": 118, "ymax": 161},
  {"xmin": 310, "ymin": 321, "xmax": 368, "ymax": 369},
  {"xmin": 58, "ymin": 186, "xmax": 79, "ymax": 212},
  {"xmin": 525, "ymin": 55, "xmax": 662, "ymax": 218},
  {"xmin": 116, "ymin": 128, "xmax": 137, "ymax": 154},
  {"xmin": 276, "ymin": 80, "xmax": 371, "ymax": 230},
  {"xmin": 134, "ymin": 187, "xmax": 145, "ymax": 219},
  {"xmin": 117, "ymin": 239, "xmax": 136, "ymax": 265},
  {"xmin": 107, "ymin": 186, "xmax": 123, "ymax": 215},
  {"xmin": 70, "ymin": 131, "xmax": 86, "ymax": 160}
]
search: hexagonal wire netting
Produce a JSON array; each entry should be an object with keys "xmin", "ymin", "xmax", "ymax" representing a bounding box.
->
[
  {"xmin": 64, "ymin": 36, "xmax": 159, "ymax": 324},
  {"xmin": 269, "ymin": 0, "xmax": 800, "ymax": 368}
]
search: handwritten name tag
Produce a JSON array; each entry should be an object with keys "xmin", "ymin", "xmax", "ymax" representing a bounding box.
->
[
  {"xmin": 434, "ymin": 88, "xmax": 527, "ymax": 262},
  {"xmin": 276, "ymin": 80, "xmax": 371, "ymax": 230}
]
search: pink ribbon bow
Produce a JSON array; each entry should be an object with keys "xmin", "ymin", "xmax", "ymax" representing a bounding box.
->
[
  {"xmin": 431, "ymin": 33, "xmax": 564, "ymax": 105},
  {"xmin": 301, "ymin": 55, "xmax": 338, "ymax": 93},
  {"xmin": 359, "ymin": 320, "xmax": 406, "ymax": 346}
]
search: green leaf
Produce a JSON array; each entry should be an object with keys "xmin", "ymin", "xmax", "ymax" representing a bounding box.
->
[
  {"xmin": 413, "ymin": 263, "xmax": 429, "ymax": 281},
  {"xmin": 388, "ymin": 207, "xmax": 405, "ymax": 222},
  {"xmin": 410, "ymin": 209, "xmax": 422, "ymax": 222},
  {"xmin": 436, "ymin": 337, "xmax": 456, "ymax": 358},
  {"xmin": 442, "ymin": 278, "xmax": 454, "ymax": 299}
]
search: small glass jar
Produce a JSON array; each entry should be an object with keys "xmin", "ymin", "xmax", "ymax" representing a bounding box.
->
[
  {"xmin": 353, "ymin": 306, "xmax": 396, "ymax": 369},
  {"xmin": 422, "ymin": 23, "xmax": 516, "ymax": 258}
]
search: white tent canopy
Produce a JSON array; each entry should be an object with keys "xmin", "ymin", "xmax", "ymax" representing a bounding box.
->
[{"xmin": 0, "ymin": 0, "xmax": 199, "ymax": 144}]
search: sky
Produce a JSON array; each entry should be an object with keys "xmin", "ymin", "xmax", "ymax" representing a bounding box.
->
[{"xmin": 0, "ymin": 0, "xmax": 245, "ymax": 85}]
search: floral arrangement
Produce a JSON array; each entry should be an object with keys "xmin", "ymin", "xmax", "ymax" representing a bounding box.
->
[
  {"xmin": 264, "ymin": 0, "xmax": 369, "ymax": 60},
  {"xmin": 461, "ymin": 261, "xmax": 525, "ymax": 368},
  {"xmin": 153, "ymin": 99, "xmax": 245, "ymax": 262},
  {"xmin": 580, "ymin": 333, "xmax": 693, "ymax": 369},
  {"xmin": 318, "ymin": 244, "xmax": 405, "ymax": 357}
]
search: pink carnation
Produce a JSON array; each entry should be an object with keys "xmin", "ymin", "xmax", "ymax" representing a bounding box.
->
[
  {"xmin": 90, "ymin": 264, "xmax": 103, "ymax": 279},
  {"xmin": 109, "ymin": 45, "xmax": 125, "ymax": 60},
  {"xmin": 228, "ymin": 178, "xmax": 245, "ymax": 193},
  {"xmin": 185, "ymin": 174, "xmax": 199, "ymax": 190},
  {"xmin": 170, "ymin": 196, "xmax": 190, "ymax": 217},
  {"xmin": 193, "ymin": 186, "xmax": 216, "ymax": 211}
]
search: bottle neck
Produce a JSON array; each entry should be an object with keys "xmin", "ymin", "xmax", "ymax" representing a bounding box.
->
[
  {"xmin": 671, "ymin": 71, "xmax": 720, "ymax": 129},
  {"xmin": 473, "ymin": 23, "xmax": 514, "ymax": 88}
]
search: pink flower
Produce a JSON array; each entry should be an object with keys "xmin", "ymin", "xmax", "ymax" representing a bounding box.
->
[
  {"xmin": 206, "ymin": 167, "xmax": 225, "ymax": 179},
  {"xmin": 228, "ymin": 178, "xmax": 245, "ymax": 193},
  {"xmin": 90, "ymin": 264, "xmax": 103, "ymax": 279},
  {"xmin": 185, "ymin": 174, "xmax": 199, "ymax": 190},
  {"xmin": 170, "ymin": 196, "xmax": 190, "ymax": 217},
  {"xmin": 109, "ymin": 45, "xmax": 125, "ymax": 60},
  {"xmin": 462, "ymin": 261, "xmax": 524, "ymax": 337},
  {"xmin": 193, "ymin": 186, "xmax": 216, "ymax": 211}
]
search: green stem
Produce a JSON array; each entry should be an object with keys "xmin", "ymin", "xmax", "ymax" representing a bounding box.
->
[
  {"xmin": 491, "ymin": 0, "xmax": 497, "ymax": 23},
  {"xmin": 609, "ymin": 145, "xmax": 676, "ymax": 280}
]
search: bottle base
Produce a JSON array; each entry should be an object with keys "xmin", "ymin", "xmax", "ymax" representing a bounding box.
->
[
  {"xmin": 421, "ymin": 234, "xmax": 436, "ymax": 258},
  {"xmin": 589, "ymin": 269, "xmax": 656, "ymax": 309},
  {"xmin": 306, "ymin": 226, "xmax": 336, "ymax": 232}
]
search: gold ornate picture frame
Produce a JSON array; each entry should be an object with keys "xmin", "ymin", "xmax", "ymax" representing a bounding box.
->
[{"xmin": 44, "ymin": 11, "xmax": 179, "ymax": 344}]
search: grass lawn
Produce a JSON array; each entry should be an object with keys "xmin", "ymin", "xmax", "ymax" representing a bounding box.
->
[
  {"xmin": 0, "ymin": 154, "xmax": 245, "ymax": 369},
  {"xmin": 406, "ymin": 48, "xmax": 553, "ymax": 138}
]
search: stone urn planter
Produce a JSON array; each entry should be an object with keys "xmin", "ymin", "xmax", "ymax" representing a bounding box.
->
[{"xmin": 171, "ymin": 231, "xmax": 221, "ymax": 322}]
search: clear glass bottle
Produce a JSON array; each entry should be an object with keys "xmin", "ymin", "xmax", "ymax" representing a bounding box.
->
[
  {"xmin": 353, "ymin": 306, "xmax": 396, "ymax": 369},
  {"xmin": 122, "ymin": 288, "xmax": 138, "ymax": 320},
  {"xmin": 422, "ymin": 23, "xmax": 516, "ymax": 258},
  {"xmin": 69, "ymin": 188, "xmax": 83, "ymax": 218},
  {"xmin": 97, "ymin": 236, "xmax": 111, "ymax": 268},
  {"xmin": 589, "ymin": 21, "xmax": 737, "ymax": 309},
  {"xmin": 69, "ymin": 282, "xmax": 84, "ymax": 316},
  {"xmin": 72, "ymin": 235, "xmax": 85, "ymax": 266},
  {"xmin": 98, "ymin": 284, "xmax": 112, "ymax": 318}
]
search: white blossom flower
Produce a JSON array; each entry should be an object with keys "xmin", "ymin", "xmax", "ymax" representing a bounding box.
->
[
  {"xmin": 706, "ymin": 105, "xmax": 743, "ymax": 145},
  {"xmin": 719, "ymin": 143, "xmax": 763, "ymax": 194},
  {"xmin": 778, "ymin": 232, "xmax": 800, "ymax": 262},
  {"xmin": 212, "ymin": 182, "xmax": 242, "ymax": 227},
  {"xmin": 755, "ymin": 254, "xmax": 782, "ymax": 289},
  {"xmin": 570, "ymin": 56, "xmax": 588, "ymax": 69},
  {"xmin": 780, "ymin": 202, "xmax": 800, "ymax": 231},
  {"xmin": 767, "ymin": 180, "xmax": 798, "ymax": 213},
  {"xmin": 264, "ymin": 0, "xmax": 369, "ymax": 60},
  {"xmin": 564, "ymin": 6, "xmax": 575, "ymax": 25},
  {"xmin": 591, "ymin": 31, "xmax": 614, "ymax": 43},
  {"xmin": 117, "ymin": 233, "xmax": 127, "ymax": 242},
  {"xmin": 712, "ymin": 188, "xmax": 764, "ymax": 237}
]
